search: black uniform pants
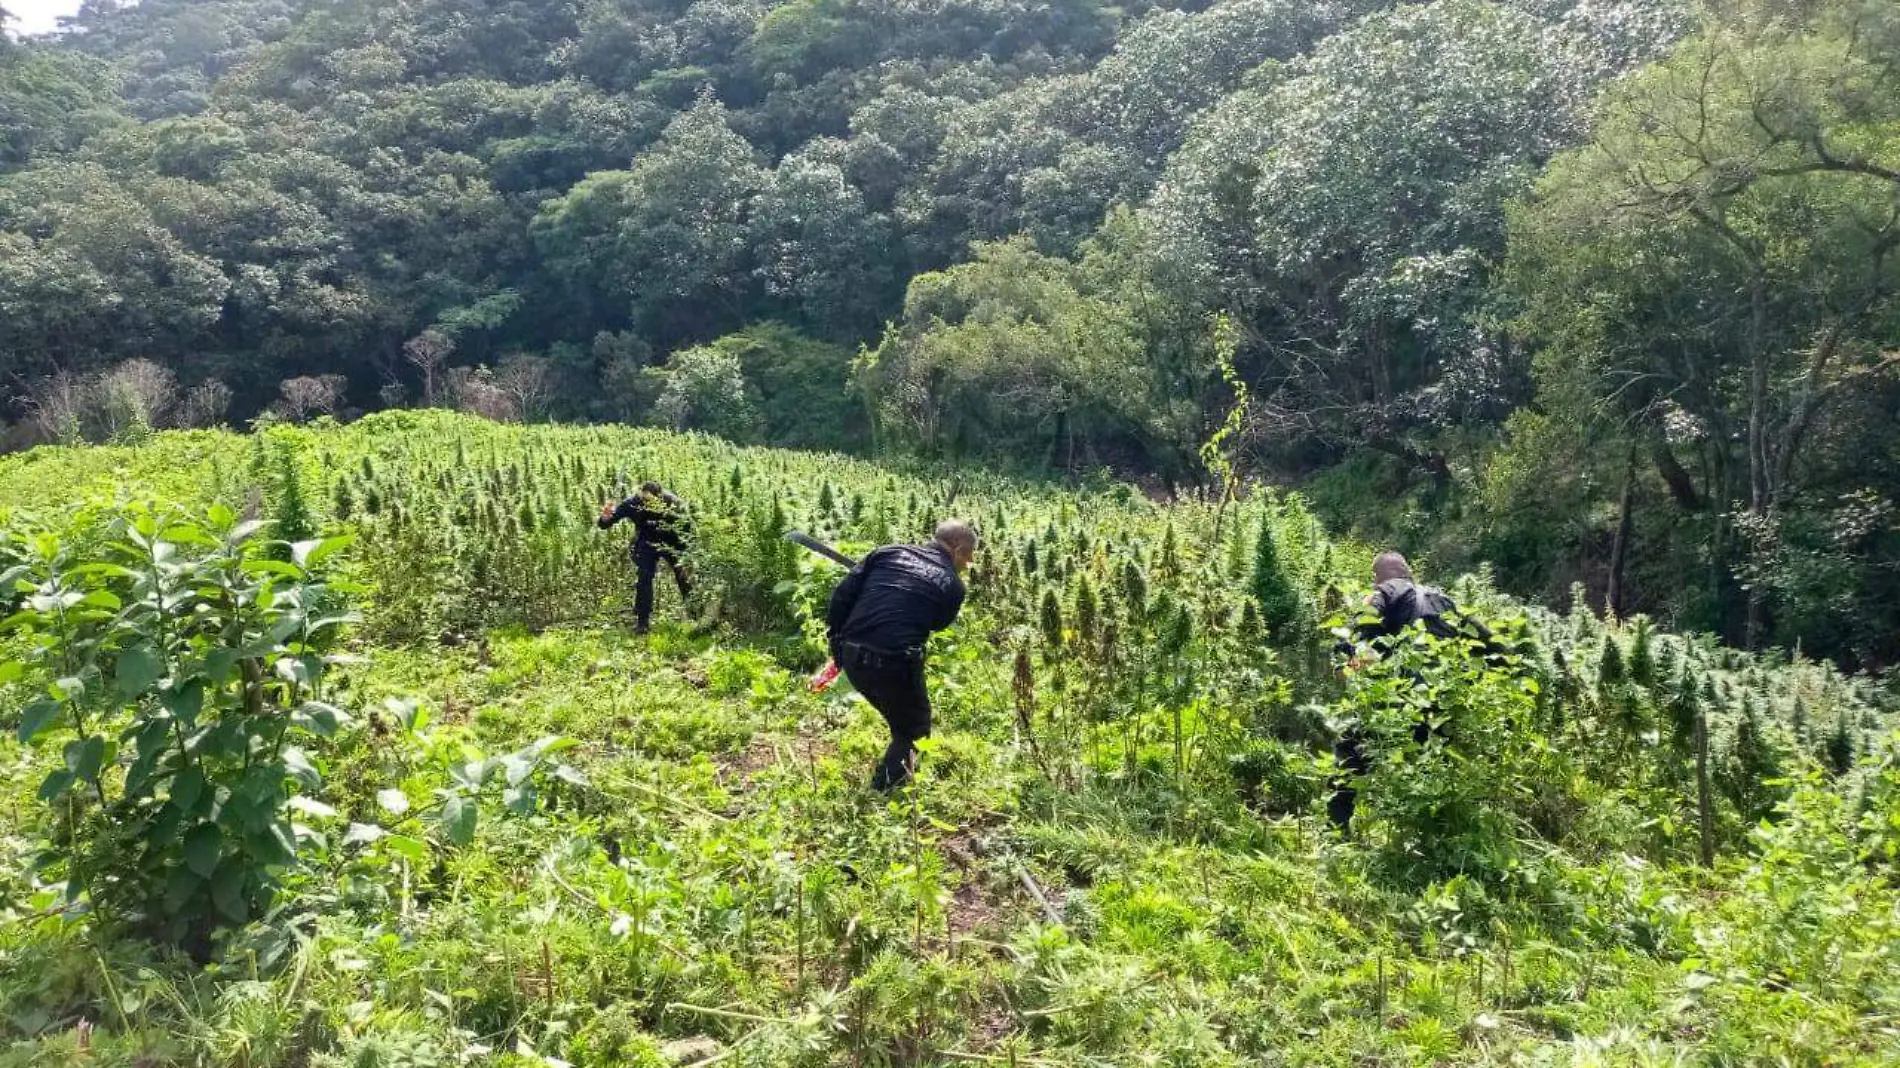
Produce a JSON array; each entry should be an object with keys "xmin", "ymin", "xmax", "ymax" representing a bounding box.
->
[
  {"xmin": 840, "ymin": 645, "xmax": 931, "ymax": 791},
  {"xmin": 1328, "ymin": 716, "xmax": 1443, "ymax": 835},
  {"xmin": 633, "ymin": 540, "xmax": 690, "ymax": 628}
]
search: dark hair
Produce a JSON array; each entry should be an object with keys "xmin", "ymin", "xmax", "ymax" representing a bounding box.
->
[{"xmin": 641, "ymin": 481, "xmax": 663, "ymax": 495}]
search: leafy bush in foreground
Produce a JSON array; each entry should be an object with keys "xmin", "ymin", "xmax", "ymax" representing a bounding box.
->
[{"xmin": 1, "ymin": 507, "xmax": 354, "ymax": 954}]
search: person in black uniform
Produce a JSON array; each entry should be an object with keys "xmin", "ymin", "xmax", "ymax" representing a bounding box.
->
[
  {"xmin": 597, "ymin": 482, "xmax": 694, "ymax": 634},
  {"xmin": 826, "ymin": 520, "xmax": 976, "ymax": 791},
  {"xmin": 1328, "ymin": 552, "xmax": 1491, "ymax": 834}
]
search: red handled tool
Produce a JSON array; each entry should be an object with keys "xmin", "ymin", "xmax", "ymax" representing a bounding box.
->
[{"xmin": 785, "ymin": 530, "xmax": 858, "ymax": 692}]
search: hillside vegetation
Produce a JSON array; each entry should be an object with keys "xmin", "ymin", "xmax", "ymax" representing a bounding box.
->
[
  {"xmin": 3, "ymin": 0, "xmax": 1898, "ymax": 666},
  {"xmin": 0, "ymin": 413, "xmax": 1896, "ymax": 1066}
]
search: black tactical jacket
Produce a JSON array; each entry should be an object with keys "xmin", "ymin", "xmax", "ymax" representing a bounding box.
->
[
  {"xmin": 599, "ymin": 491, "xmax": 692, "ymax": 548},
  {"xmin": 827, "ymin": 543, "xmax": 966, "ymax": 655}
]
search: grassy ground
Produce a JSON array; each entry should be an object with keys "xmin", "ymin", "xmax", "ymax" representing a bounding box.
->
[{"xmin": 0, "ymin": 620, "xmax": 1890, "ymax": 1066}]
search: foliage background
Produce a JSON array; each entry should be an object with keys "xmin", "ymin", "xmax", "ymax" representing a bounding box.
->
[{"xmin": 0, "ymin": 1, "xmax": 1896, "ymax": 657}]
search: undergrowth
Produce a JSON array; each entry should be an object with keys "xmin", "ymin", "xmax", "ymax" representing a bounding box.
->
[{"xmin": 0, "ymin": 412, "xmax": 1894, "ymax": 1066}]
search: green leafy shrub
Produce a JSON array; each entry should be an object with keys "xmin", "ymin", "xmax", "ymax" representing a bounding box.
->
[
  {"xmin": 1340, "ymin": 633, "xmax": 1553, "ymax": 886},
  {"xmin": 1, "ymin": 506, "xmax": 356, "ymax": 954}
]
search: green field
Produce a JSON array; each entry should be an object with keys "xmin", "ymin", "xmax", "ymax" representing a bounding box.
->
[{"xmin": 0, "ymin": 412, "xmax": 1895, "ymax": 1067}]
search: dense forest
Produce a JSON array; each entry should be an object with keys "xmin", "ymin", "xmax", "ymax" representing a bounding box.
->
[{"xmin": 1, "ymin": 0, "xmax": 1897, "ymax": 666}]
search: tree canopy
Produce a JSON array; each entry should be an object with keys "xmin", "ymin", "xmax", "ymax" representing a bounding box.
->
[{"xmin": 1, "ymin": 0, "xmax": 1896, "ymax": 663}]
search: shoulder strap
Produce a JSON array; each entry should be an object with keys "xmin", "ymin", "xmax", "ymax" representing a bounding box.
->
[{"xmin": 1424, "ymin": 588, "xmax": 1498, "ymax": 646}]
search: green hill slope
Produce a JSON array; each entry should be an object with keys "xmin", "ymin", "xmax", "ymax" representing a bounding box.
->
[{"xmin": 0, "ymin": 413, "xmax": 1895, "ymax": 1066}]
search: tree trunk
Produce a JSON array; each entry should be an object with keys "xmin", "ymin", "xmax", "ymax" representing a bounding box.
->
[
  {"xmin": 1694, "ymin": 702, "xmax": 1715, "ymax": 868},
  {"xmin": 1606, "ymin": 445, "xmax": 1637, "ymax": 619},
  {"xmin": 1745, "ymin": 578, "xmax": 1767, "ymax": 651},
  {"xmin": 1651, "ymin": 439, "xmax": 1703, "ymax": 510},
  {"xmin": 1743, "ymin": 273, "xmax": 1771, "ymax": 651}
]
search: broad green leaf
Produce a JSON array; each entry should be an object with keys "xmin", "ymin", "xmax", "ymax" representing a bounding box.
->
[
  {"xmin": 164, "ymin": 868, "xmax": 200, "ymax": 914},
  {"xmin": 451, "ymin": 759, "xmax": 492, "ymax": 789},
  {"xmin": 288, "ymin": 796, "xmax": 336, "ymax": 820},
  {"xmin": 149, "ymin": 799, "xmax": 184, "ymax": 849},
  {"xmin": 225, "ymin": 518, "xmax": 264, "ymax": 544},
  {"xmin": 133, "ymin": 718, "xmax": 172, "ymax": 760},
  {"xmin": 502, "ymin": 786, "xmax": 532, "ymax": 814},
  {"xmin": 203, "ymin": 649, "xmax": 238, "ymax": 684},
  {"xmin": 441, "ymin": 796, "xmax": 477, "ymax": 846},
  {"xmin": 125, "ymin": 749, "xmax": 168, "ymax": 799},
  {"xmin": 553, "ymin": 764, "xmax": 589, "ymax": 788},
  {"xmin": 69, "ymin": 563, "xmax": 137, "ymax": 581},
  {"xmin": 197, "ymin": 719, "xmax": 247, "ymax": 760},
  {"xmin": 384, "ymin": 835, "xmax": 429, "ymax": 863},
  {"xmin": 308, "ymin": 614, "xmax": 361, "ymax": 636},
  {"xmin": 171, "ymin": 767, "xmax": 206, "ymax": 816},
  {"xmin": 115, "ymin": 645, "xmax": 165, "ymax": 699},
  {"xmin": 343, "ymin": 823, "xmax": 387, "ymax": 847},
  {"xmin": 377, "ymin": 789, "xmax": 411, "ymax": 816},
  {"xmin": 282, "ymin": 747, "xmax": 320, "ymax": 788},
  {"xmin": 501, "ymin": 754, "xmax": 535, "ymax": 787},
  {"xmin": 157, "ymin": 523, "xmax": 210, "ymax": 545},
  {"xmin": 266, "ymin": 614, "xmax": 303, "ymax": 646},
  {"xmin": 251, "ymin": 820, "xmax": 297, "ymax": 866},
  {"xmin": 292, "ymin": 701, "xmax": 345, "ymax": 737},
  {"xmin": 533, "ymin": 736, "xmax": 580, "ymax": 757},
  {"xmin": 241, "ymin": 559, "xmax": 304, "ymax": 580},
  {"xmin": 163, "ymin": 680, "xmax": 204, "ymax": 727},
  {"xmin": 79, "ymin": 590, "xmax": 122, "ymax": 611},
  {"xmin": 211, "ymin": 865, "xmax": 248, "ymax": 924},
  {"xmin": 183, "ymin": 823, "xmax": 222, "ymax": 878},
  {"xmin": 18, "ymin": 699, "xmax": 60, "ymax": 744},
  {"xmin": 385, "ymin": 698, "xmax": 429, "ymax": 734},
  {"xmin": 37, "ymin": 769, "xmax": 75, "ymax": 803},
  {"xmin": 64, "ymin": 737, "xmax": 105, "ymax": 783},
  {"xmin": 275, "ymin": 657, "xmax": 314, "ymax": 686},
  {"xmin": 300, "ymin": 534, "xmax": 356, "ymax": 570},
  {"xmin": 0, "ymin": 661, "xmax": 21, "ymax": 686}
]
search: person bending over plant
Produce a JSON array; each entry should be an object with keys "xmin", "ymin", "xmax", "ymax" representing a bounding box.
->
[
  {"xmin": 826, "ymin": 520, "xmax": 976, "ymax": 791},
  {"xmin": 1328, "ymin": 552, "xmax": 1497, "ymax": 834},
  {"xmin": 598, "ymin": 481, "xmax": 694, "ymax": 634}
]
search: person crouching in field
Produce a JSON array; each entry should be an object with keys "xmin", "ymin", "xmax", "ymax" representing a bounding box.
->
[
  {"xmin": 826, "ymin": 520, "xmax": 976, "ymax": 792},
  {"xmin": 598, "ymin": 481, "xmax": 694, "ymax": 635}
]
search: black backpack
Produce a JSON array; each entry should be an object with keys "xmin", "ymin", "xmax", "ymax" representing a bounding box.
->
[{"xmin": 1374, "ymin": 580, "xmax": 1496, "ymax": 648}]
